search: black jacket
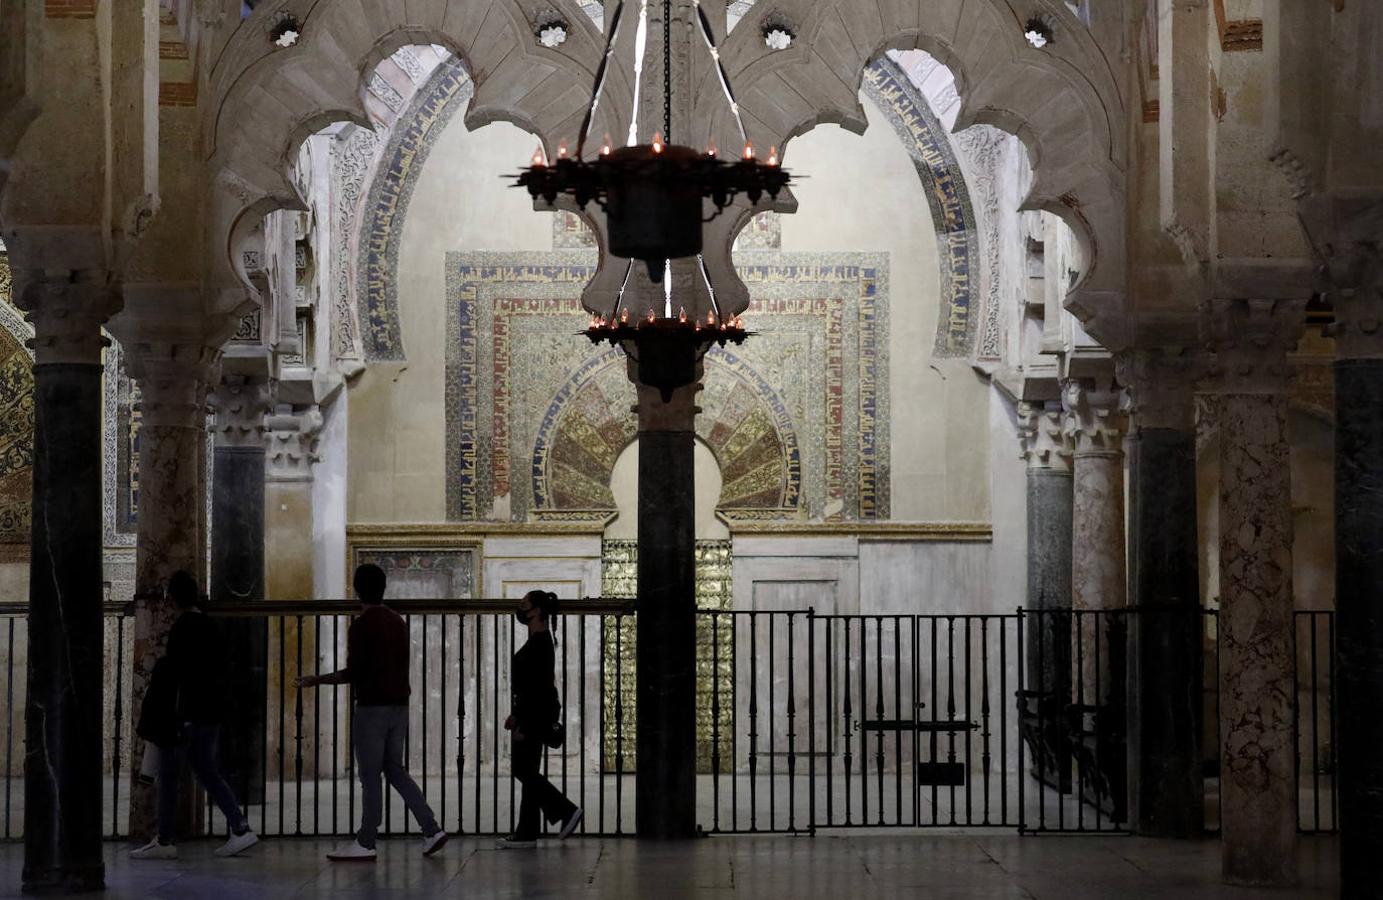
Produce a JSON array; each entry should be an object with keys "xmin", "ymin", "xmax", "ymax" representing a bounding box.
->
[
  {"xmin": 164, "ymin": 609, "xmax": 231, "ymax": 725},
  {"xmin": 511, "ymin": 632, "xmax": 560, "ymax": 733},
  {"xmin": 136, "ymin": 656, "xmax": 181, "ymax": 748}
]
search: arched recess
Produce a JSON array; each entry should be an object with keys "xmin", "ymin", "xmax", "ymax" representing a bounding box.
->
[
  {"xmin": 531, "ymin": 346, "xmax": 802, "ymax": 514},
  {"xmin": 202, "ymin": 1, "xmax": 628, "ymax": 294},
  {"xmin": 699, "ymin": 0, "xmax": 1128, "ymax": 345}
]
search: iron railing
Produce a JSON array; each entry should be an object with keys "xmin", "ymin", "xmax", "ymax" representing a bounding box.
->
[{"xmin": 0, "ymin": 601, "xmax": 1340, "ymax": 840}]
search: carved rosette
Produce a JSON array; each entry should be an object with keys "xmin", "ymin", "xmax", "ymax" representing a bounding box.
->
[
  {"xmin": 1017, "ymin": 402, "xmax": 1072, "ymax": 473},
  {"xmin": 1199, "ymin": 298, "xmax": 1306, "ymax": 395}
]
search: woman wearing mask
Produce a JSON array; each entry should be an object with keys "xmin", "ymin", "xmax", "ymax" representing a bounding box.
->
[{"xmin": 499, "ymin": 590, "xmax": 582, "ymax": 847}]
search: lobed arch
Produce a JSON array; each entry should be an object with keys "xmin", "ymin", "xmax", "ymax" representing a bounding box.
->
[
  {"xmin": 202, "ymin": 0, "xmax": 631, "ymax": 293},
  {"xmin": 699, "ymin": 0, "xmax": 1128, "ymax": 346}
]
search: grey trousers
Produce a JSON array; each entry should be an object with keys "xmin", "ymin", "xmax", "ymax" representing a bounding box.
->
[{"xmin": 353, "ymin": 705, "xmax": 439, "ymax": 848}]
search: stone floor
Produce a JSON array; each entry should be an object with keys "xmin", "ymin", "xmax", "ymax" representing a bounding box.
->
[{"xmin": 0, "ymin": 833, "xmax": 1340, "ymax": 898}]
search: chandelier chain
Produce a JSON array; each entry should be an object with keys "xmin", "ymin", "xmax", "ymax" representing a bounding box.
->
[{"xmin": 663, "ymin": 0, "xmax": 672, "ymax": 142}]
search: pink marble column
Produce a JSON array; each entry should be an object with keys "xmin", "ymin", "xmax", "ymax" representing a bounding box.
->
[
  {"xmin": 118, "ymin": 339, "xmax": 218, "ymax": 838},
  {"xmin": 1201, "ymin": 297, "xmax": 1304, "ymax": 886},
  {"xmin": 1063, "ymin": 380, "xmax": 1128, "ymax": 614}
]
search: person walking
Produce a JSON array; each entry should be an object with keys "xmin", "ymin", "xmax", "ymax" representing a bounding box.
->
[
  {"xmin": 130, "ymin": 571, "xmax": 259, "ymax": 860},
  {"xmin": 498, "ymin": 590, "xmax": 583, "ymax": 848},
  {"xmin": 296, "ymin": 563, "xmax": 448, "ymax": 861}
]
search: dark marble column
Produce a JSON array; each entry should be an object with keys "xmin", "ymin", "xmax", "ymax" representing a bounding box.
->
[
  {"xmin": 210, "ymin": 373, "xmax": 272, "ymax": 802},
  {"xmin": 1118, "ymin": 349, "xmax": 1203, "ymax": 838},
  {"xmin": 1019, "ymin": 403, "xmax": 1073, "ymax": 793},
  {"xmin": 633, "ymin": 372, "xmax": 699, "ymax": 839},
  {"xmin": 1202, "ymin": 298, "xmax": 1304, "ymax": 887},
  {"xmin": 17, "ymin": 281, "xmax": 119, "ymax": 893}
]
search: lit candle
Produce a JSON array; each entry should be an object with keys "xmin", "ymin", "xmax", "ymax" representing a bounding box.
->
[
  {"xmin": 646, "ymin": 309, "xmax": 656, "ymax": 323},
  {"xmin": 767, "ymin": 145, "xmax": 779, "ymax": 167},
  {"xmin": 601, "ymin": 134, "xmax": 613, "ymax": 156},
  {"xmin": 557, "ymin": 140, "xmax": 568, "ymax": 159},
  {"xmin": 678, "ymin": 307, "xmax": 687, "ymax": 323},
  {"xmin": 706, "ymin": 139, "xmax": 718, "ymax": 158},
  {"xmin": 707, "ymin": 310, "xmax": 716, "ymax": 325},
  {"xmin": 620, "ymin": 309, "xmax": 629, "ymax": 324},
  {"xmin": 652, "ymin": 132, "xmax": 664, "ymax": 154},
  {"xmin": 743, "ymin": 141, "xmax": 755, "ymax": 160},
  {"xmin": 531, "ymin": 145, "xmax": 546, "ymax": 166}
]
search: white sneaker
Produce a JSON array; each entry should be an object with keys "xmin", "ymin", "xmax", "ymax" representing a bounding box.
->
[
  {"xmin": 558, "ymin": 808, "xmax": 584, "ymax": 840},
  {"xmin": 496, "ymin": 835, "xmax": 537, "ymax": 849},
  {"xmin": 214, "ymin": 830, "xmax": 259, "ymax": 857},
  {"xmin": 129, "ymin": 838, "xmax": 177, "ymax": 860},
  {"xmin": 422, "ymin": 830, "xmax": 449, "ymax": 857},
  {"xmin": 326, "ymin": 840, "xmax": 377, "ymax": 861}
]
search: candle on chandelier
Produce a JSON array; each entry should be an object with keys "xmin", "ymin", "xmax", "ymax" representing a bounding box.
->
[
  {"xmin": 678, "ymin": 307, "xmax": 687, "ymax": 323},
  {"xmin": 767, "ymin": 146, "xmax": 779, "ymax": 167},
  {"xmin": 620, "ymin": 309, "xmax": 629, "ymax": 324},
  {"xmin": 706, "ymin": 139, "xmax": 718, "ymax": 158},
  {"xmin": 531, "ymin": 145, "xmax": 546, "ymax": 166},
  {"xmin": 652, "ymin": 132, "xmax": 664, "ymax": 154},
  {"xmin": 600, "ymin": 134, "xmax": 613, "ymax": 156},
  {"xmin": 557, "ymin": 140, "xmax": 569, "ymax": 159},
  {"xmin": 646, "ymin": 309, "xmax": 656, "ymax": 323},
  {"xmin": 742, "ymin": 141, "xmax": 755, "ymax": 160},
  {"xmin": 706, "ymin": 310, "xmax": 716, "ymax": 326}
]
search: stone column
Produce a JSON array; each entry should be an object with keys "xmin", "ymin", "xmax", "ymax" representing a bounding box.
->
[
  {"xmin": 631, "ymin": 361, "xmax": 699, "ymax": 839},
  {"xmin": 1313, "ymin": 208, "xmax": 1383, "ymax": 898},
  {"xmin": 264, "ymin": 405, "xmax": 321, "ymax": 774},
  {"xmin": 1201, "ymin": 298, "xmax": 1304, "ymax": 886},
  {"xmin": 1117, "ymin": 348, "xmax": 1204, "ymax": 838},
  {"xmin": 15, "ymin": 275, "xmax": 119, "ymax": 893},
  {"xmin": 1018, "ymin": 402, "xmax": 1073, "ymax": 792},
  {"xmin": 210, "ymin": 372, "xmax": 272, "ymax": 801},
  {"xmin": 121, "ymin": 339, "xmax": 219, "ymax": 838},
  {"xmin": 1061, "ymin": 379, "xmax": 1129, "ymax": 817}
]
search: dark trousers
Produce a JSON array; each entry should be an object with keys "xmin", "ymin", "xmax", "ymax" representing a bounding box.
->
[
  {"xmin": 513, "ymin": 734, "xmax": 576, "ymax": 839},
  {"xmin": 157, "ymin": 724, "xmax": 247, "ymax": 843}
]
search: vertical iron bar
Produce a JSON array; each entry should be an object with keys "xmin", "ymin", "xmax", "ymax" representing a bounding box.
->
[
  {"xmin": 294, "ymin": 615, "xmax": 304, "ymax": 835},
  {"xmin": 496, "ymin": 615, "xmax": 503, "ymax": 836},
  {"xmin": 313, "ymin": 615, "xmax": 321, "ymax": 836},
  {"xmin": 110, "ymin": 615, "xmax": 124, "ymax": 839},
  {"xmin": 1093, "ymin": 612, "xmax": 1102, "ymax": 832},
  {"xmin": 599, "ymin": 616, "xmax": 607, "ymax": 835},
  {"xmin": 749, "ymin": 612, "xmax": 759, "ymax": 831},
  {"xmin": 1329, "ymin": 612, "xmax": 1338, "ymax": 832},
  {"xmin": 1311, "ymin": 613, "xmax": 1321, "ymax": 832},
  {"xmin": 964, "ymin": 616, "xmax": 973, "ymax": 826},
  {"xmin": 474, "ymin": 612, "xmax": 482, "ymax": 833},
  {"xmin": 843, "ymin": 618, "xmax": 853, "ymax": 825},
  {"xmin": 893, "ymin": 616, "xmax": 902, "ymax": 826},
  {"xmin": 439, "ymin": 614, "xmax": 446, "ymax": 834},
  {"xmin": 787, "ymin": 611, "xmax": 797, "ymax": 832},
  {"xmin": 1017, "ymin": 610, "xmax": 1026, "ymax": 834},
  {"xmin": 874, "ymin": 617, "xmax": 884, "ymax": 826},
  {"xmin": 1075, "ymin": 610, "xmax": 1084, "ymax": 833},
  {"xmin": 560, "ymin": 617, "xmax": 568, "ymax": 803},
  {"xmin": 457, "ymin": 614, "xmax": 466, "ymax": 835},
  {"xmin": 712, "ymin": 610, "xmax": 722, "ymax": 832},
  {"xmin": 333, "ymin": 615, "xmax": 340, "ymax": 836},
  {"xmin": 1036, "ymin": 609, "xmax": 1046, "ymax": 831},
  {"xmin": 579, "ymin": 615, "xmax": 587, "ymax": 834},
  {"xmin": 808, "ymin": 609, "xmax": 816, "ymax": 833},
  {"xmin": 910, "ymin": 615, "xmax": 920, "ymax": 827},
  {"xmin": 860, "ymin": 616, "xmax": 869, "ymax": 824},
  {"xmin": 946, "ymin": 616, "xmax": 957, "ymax": 825},
  {"xmin": 824, "ymin": 618, "xmax": 833, "ymax": 827},
  {"xmin": 731, "ymin": 612, "xmax": 739, "ymax": 832},
  {"xmin": 981, "ymin": 617, "xmax": 992, "ymax": 826},
  {"xmin": 421, "ymin": 614, "xmax": 429, "ymax": 833},
  {"xmin": 615, "ymin": 612, "xmax": 625, "ymax": 835},
  {"xmin": 1292, "ymin": 612, "xmax": 1302, "ymax": 832},
  {"xmin": 930, "ymin": 617, "xmax": 939, "ymax": 824},
  {"xmin": 278, "ymin": 617, "xmax": 285, "ymax": 835},
  {"xmin": 769, "ymin": 612, "xmax": 776, "ymax": 829},
  {"xmin": 999, "ymin": 616, "xmax": 1007, "ymax": 826}
]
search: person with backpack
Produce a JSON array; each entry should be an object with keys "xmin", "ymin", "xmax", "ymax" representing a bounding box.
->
[
  {"xmin": 130, "ymin": 571, "xmax": 258, "ymax": 859},
  {"xmin": 498, "ymin": 590, "xmax": 583, "ymax": 848},
  {"xmin": 295, "ymin": 563, "xmax": 448, "ymax": 860}
]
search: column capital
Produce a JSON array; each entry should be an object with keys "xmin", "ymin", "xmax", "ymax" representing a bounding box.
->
[
  {"xmin": 627, "ymin": 354, "xmax": 703, "ymax": 432},
  {"xmin": 1199, "ymin": 298, "xmax": 1306, "ymax": 394},
  {"xmin": 210, "ymin": 374, "xmax": 274, "ymax": 449},
  {"xmin": 265, "ymin": 404, "xmax": 323, "ymax": 482},
  {"xmin": 1017, "ymin": 402, "xmax": 1072, "ymax": 473},
  {"xmin": 1114, "ymin": 347, "xmax": 1202, "ymax": 432},
  {"xmin": 17, "ymin": 280, "xmax": 121, "ymax": 366},
  {"xmin": 124, "ymin": 341, "xmax": 221, "ymax": 428},
  {"xmin": 1061, "ymin": 379, "xmax": 1128, "ymax": 457}
]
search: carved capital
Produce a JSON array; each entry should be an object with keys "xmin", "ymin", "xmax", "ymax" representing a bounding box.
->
[
  {"xmin": 210, "ymin": 374, "xmax": 274, "ymax": 449},
  {"xmin": 1060, "ymin": 379, "xmax": 1128, "ymax": 457},
  {"xmin": 125, "ymin": 341, "xmax": 221, "ymax": 428},
  {"xmin": 17, "ymin": 279, "xmax": 121, "ymax": 365},
  {"xmin": 265, "ymin": 404, "xmax": 323, "ymax": 482},
  {"xmin": 1114, "ymin": 347, "xmax": 1202, "ymax": 432},
  {"xmin": 1017, "ymin": 402, "xmax": 1071, "ymax": 473},
  {"xmin": 1199, "ymin": 298, "xmax": 1306, "ymax": 394}
]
